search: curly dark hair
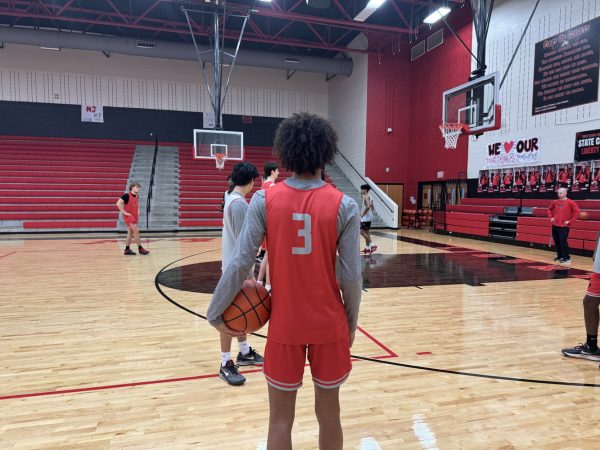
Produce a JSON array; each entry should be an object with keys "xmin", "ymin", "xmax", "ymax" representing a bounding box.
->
[
  {"xmin": 273, "ymin": 112, "xmax": 338, "ymax": 175},
  {"xmin": 264, "ymin": 161, "xmax": 279, "ymax": 178},
  {"xmin": 231, "ymin": 162, "xmax": 259, "ymax": 186}
]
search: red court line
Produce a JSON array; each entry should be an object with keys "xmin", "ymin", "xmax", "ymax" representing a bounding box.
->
[
  {"xmin": 0, "ymin": 251, "xmax": 17, "ymax": 260},
  {"xmin": 0, "ymin": 354, "xmax": 395, "ymax": 401},
  {"xmin": 0, "ymin": 369, "xmax": 265, "ymax": 401},
  {"xmin": 357, "ymin": 326, "xmax": 398, "ymax": 357}
]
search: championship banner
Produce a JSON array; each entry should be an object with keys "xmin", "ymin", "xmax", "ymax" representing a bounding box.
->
[
  {"xmin": 485, "ymin": 137, "xmax": 541, "ymax": 168},
  {"xmin": 575, "ymin": 128, "xmax": 600, "ymax": 161},
  {"xmin": 81, "ymin": 105, "xmax": 104, "ymax": 123}
]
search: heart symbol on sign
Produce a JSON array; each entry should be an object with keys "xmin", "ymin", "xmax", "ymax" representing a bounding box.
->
[{"xmin": 504, "ymin": 141, "xmax": 514, "ymax": 153}]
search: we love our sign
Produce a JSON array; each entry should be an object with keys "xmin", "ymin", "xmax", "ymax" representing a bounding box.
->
[{"xmin": 485, "ymin": 137, "xmax": 541, "ymax": 168}]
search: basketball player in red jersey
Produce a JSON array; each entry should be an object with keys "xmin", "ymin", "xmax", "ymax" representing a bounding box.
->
[
  {"xmin": 116, "ymin": 182, "xmax": 149, "ymax": 256},
  {"xmin": 208, "ymin": 112, "xmax": 362, "ymax": 450},
  {"xmin": 257, "ymin": 162, "xmax": 279, "ymax": 290}
]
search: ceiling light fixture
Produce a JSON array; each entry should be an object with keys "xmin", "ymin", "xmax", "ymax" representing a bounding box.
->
[
  {"xmin": 354, "ymin": 0, "xmax": 386, "ymax": 23},
  {"xmin": 423, "ymin": 7, "xmax": 451, "ymax": 24}
]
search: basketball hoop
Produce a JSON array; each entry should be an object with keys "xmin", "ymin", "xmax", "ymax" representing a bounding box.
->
[
  {"xmin": 439, "ymin": 123, "xmax": 468, "ymax": 149},
  {"xmin": 215, "ymin": 153, "xmax": 227, "ymax": 170}
]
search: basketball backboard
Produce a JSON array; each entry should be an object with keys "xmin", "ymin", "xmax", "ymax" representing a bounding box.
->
[
  {"xmin": 193, "ymin": 129, "xmax": 244, "ymax": 160},
  {"xmin": 442, "ymin": 72, "xmax": 501, "ymax": 134}
]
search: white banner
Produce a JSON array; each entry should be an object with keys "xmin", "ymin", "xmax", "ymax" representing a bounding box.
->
[
  {"xmin": 81, "ymin": 105, "xmax": 104, "ymax": 123},
  {"xmin": 484, "ymin": 137, "xmax": 541, "ymax": 168}
]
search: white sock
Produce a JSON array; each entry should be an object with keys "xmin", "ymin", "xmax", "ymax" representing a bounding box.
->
[
  {"xmin": 367, "ymin": 243, "xmax": 372, "ymax": 249},
  {"xmin": 265, "ymin": 284, "xmax": 271, "ymax": 291},
  {"xmin": 221, "ymin": 352, "xmax": 232, "ymax": 367},
  {"xmin": 238, "ymin": 340, "xmax": 250, "ymax": 356}
]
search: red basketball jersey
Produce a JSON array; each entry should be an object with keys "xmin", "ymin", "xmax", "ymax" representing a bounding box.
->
[
  {"xmin": 265, "ymin": 182, "xmax": 347, "ymax": 345},
  {"xmin": 262, "ymin": 180, "xmax": 275, "ymax": 189},
  {"xmin": 124, "ymin": 193, "xmax": 139, "ymax": 220}
]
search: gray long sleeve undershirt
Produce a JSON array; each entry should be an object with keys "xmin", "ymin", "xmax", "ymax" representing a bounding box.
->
[{"xmin": 207, "ymin": 177, "xmax": 363, "ymax": 333}]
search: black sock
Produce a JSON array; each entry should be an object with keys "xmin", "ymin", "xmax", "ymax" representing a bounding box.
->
[
  {"xmin": 138, "ymin": 245, "xmax": 143, "ymax": 249},
  {"xmin": 586, "ymin": 335, "xmax": 598, "ymax": 350},
  {"xmin": 125, "ymin": 246, "xmax": 130, "ymax": 250}
]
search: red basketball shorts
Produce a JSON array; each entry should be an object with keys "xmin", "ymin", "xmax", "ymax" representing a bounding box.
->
[
  {"xmin": 124, "ymin": 216, "xmax": 138, "ymax": 227},
  {"xmin": 263, "ymin": 337, "xmax": 351, "ymax": 391},
  {"xmin": 587, "ymin": 273, "xmax": 600, "ymax": 297}
]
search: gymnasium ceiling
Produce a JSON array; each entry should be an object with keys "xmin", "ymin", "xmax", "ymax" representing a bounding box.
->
[{"xmin": 0, "ymin": 0, "xmax": 466, "ymax": 57}]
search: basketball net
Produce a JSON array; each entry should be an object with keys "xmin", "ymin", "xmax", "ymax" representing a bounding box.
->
[
  {"xmin": 215, "ymin": 153, "xmax": 227, "ymax": 170},
  {"xmin": 439, "ymin": 123, "xmax": 466, "ymax": 149}
]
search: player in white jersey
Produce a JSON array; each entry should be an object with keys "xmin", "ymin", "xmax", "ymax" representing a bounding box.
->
[
  {"xmin": 218, "ymin": 162, "xmax": 264, "ymax": 386},
  {"xmin": 360, "ymin": 184, "xmax": 377, "ymax": 254}
]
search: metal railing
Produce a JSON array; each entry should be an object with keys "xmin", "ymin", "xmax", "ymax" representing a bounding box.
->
[
  {"xmin": 146, "ymin": 133, "xmax": 159, "ymax": 230},
  {"xmin": 334, "ymin": 151, "xmax": 394, "ymax": 213}
]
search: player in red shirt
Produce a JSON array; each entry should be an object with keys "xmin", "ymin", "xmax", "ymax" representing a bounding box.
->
[
  {"xmin": 257, "ymin": 161, "xmax": 279, "ymax": 290},
  {"xmin": 548, "ymin": 188, "xmax": 580, "ymax": 264},
  {"xmin": 207, "ymin": 113, "xmax": 362, "ymax": 449},
  {"xmin": 116, "ymin": 182, "xmax": 149, "ymax": 255}
]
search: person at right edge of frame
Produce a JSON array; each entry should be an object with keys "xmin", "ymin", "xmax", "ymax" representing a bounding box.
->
[
  {"xmin": 206, "ymin": 112, "xmax": 362, "ymax": 450},
  {"xmin": 548, "ymin": 187, "xmax": 580, "ymax": 265}
]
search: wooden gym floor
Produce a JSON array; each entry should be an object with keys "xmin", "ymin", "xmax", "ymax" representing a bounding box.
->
[{"xmin": 1, "ymin": 229, "xmax": 600, "ymax": 449}]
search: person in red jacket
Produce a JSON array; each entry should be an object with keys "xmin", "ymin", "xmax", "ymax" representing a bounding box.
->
[{"xmin": 548, "ymin": 187, "xmax": 580, "ymax": 264}]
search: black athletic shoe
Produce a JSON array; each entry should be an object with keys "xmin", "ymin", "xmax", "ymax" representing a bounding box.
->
[
  {"xmin": 219, "ymin": 360, "xmax": 246, "ymax": 386},
  {"xmin": 559, "ymin": 258, "xmax": 571, "ymax": 265},
  {"xmin": 562, "ymin": 343, "xmax": 600, "ymax": 361},
  {"xmin": 124, "ymin": 248, "xmax": 136, "ymax": 256},
  {"xmin": 553, "ymin": 257, "xmax": 561, "ymax": 261},
  {"xmin": 138, "ymin": 247, "xmax": 150, "ymax": 255},
  {"xmin": 236, "ymin": 347, "xmax": 264, "ymax": 366}
]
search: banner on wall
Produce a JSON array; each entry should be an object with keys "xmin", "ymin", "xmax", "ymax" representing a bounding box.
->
[
  {"xmin": 556, "ymin": 163, "xmax": 574, "ymax": 191},
  {"xmin": 512, "ymin": 167, "xmax": 526, "ymax": 192},
  {"xmin": 532, "ymin": 16, "xmax": 600, "ymax": 115},
  {"xmin": 485, "ymin": 137, "xmax": 541, "ymax": 168},
  {"xmin": 525, "ymin": 166, "xmax": 541, "ymax": 192},
  {"xmin": 575, "ymin": 128, "xmax": 600, "ymax": 161},
  {"xmin": 539, "ymin": 165, "xmax": 556, "ymax": 193},
  {"xmin": 591, "ymin": 161, "xmax": 600, "ymax": 192},
  {"xmin": 81, "ymin": 105, "xmax": 104, "ymax": 123},
  {"xmin": 477, "ymin": 170, "xmax": 489, "ymax": 193}
]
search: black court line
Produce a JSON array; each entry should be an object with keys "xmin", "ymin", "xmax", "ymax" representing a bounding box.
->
[
  {"xmin": 0, "ymin": 251, "xmax": 17, "ymax": 260},
  {"xmin": 155, "ymin": 250, "xmax": 600, "ymax": 388}
]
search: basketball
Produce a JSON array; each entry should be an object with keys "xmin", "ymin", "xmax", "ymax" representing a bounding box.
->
[
  {"xmin": 580, "ymin": 211, "xmax": 589, "ymax": 220},
  {"xmin": 222, "ymin": 280, "xmax": 271, "ymax": 333}
]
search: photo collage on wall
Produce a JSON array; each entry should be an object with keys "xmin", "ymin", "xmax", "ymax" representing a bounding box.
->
[{"xmin": 478, "ymin": 162, "xmax": 600, "ymax": 194}]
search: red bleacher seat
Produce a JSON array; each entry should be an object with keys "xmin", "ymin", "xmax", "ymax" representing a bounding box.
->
[{"xmin": 0, "ymin": 138, "xmax": 134, "ymax": 231}]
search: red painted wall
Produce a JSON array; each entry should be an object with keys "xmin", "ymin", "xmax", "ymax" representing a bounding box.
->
[
  {"xmin": 365, "ymin": 53, "xmax": 412, "ymax": 184},
  {"xmin": 365, "ymin": 7, "xmax": 473, "ymax": 205}
]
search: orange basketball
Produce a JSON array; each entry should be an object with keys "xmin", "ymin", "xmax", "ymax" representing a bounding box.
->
[
  {"xmin": 222, "ymin": 280, "xmax": 271, "ymax": 334},
  {"xmin": 580, "ymin": 211, "xmax": 589, "ymax": 220}
]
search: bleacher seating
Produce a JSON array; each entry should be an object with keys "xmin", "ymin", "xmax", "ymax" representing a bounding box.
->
[
  {"xmin": 178, "ymin": 146, "xmax": 334, "ymax": 229},
  {"xmin": 0, "ymin": 138, "xmax": 134, "ymax": 230},
  {"xmin": 444, "ymin": 197, "xmax": 600, "ymax": 251}
]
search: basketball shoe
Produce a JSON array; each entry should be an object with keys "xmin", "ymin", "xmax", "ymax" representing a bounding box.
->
[
  {"xmin": 219, "ymin": 360, "xmax": 246, "ymax": 386},
  {"xmin": 369, "ymin": 245, "xmax": 378, "ymax": 255},
  {"xmin": 236, "ymin": 347, "xmax": 264, "ymax": 366},
  {"xmin": 124, "ymin": 248, "xmax": 136, "ymax": 256},
  {"xmin": 138, "ymin": 247, "xmax": 150, "ymax": 255},
  {"xmin": 562, "ymin": 343, "xmax": 600, "ymax": 361}
]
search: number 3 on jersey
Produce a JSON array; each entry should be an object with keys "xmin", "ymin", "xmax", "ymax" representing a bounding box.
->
[{"xmin": 292, "ymin": 213, "xmax": 311, "ymax": 255}]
